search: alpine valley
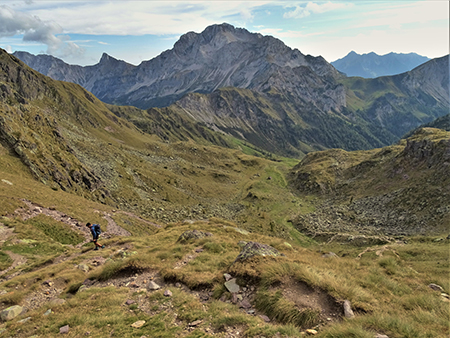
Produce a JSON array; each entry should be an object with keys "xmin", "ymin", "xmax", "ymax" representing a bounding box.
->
[{"xmin": 0, "ymin": 23, "xmax": 449, "ymax": 338}]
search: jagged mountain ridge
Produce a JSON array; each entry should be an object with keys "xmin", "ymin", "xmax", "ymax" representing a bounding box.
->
[
  {"xmin": 13, "ymin": 23, "xmax": 343, "ymax": 111},
  {"xmin": 331, "ymin": 51, "xmax": 431, "ymax": 78},
  {"xmin": 11, "ymin": 24, "xmax": 449, "ymax": 158}
]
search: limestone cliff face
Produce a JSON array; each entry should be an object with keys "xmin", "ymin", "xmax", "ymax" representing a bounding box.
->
[{"xmin": 13, "ymin": 23, "xmax": 345, "ymax": 112}]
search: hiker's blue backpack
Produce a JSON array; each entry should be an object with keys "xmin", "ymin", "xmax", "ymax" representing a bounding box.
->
[{"xmin": 93, "ymin": 224, "xmax": 101, "ymax": 234}]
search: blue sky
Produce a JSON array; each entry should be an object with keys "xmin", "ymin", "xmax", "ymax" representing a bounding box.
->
[{"xmin": 0, "ymin": 1, "xmax": 448, "ymax": 66}]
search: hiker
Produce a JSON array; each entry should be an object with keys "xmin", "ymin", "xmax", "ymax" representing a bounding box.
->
[{"xmin": 86, "ymin": 222, "xmax": 105, "ymax": 250}]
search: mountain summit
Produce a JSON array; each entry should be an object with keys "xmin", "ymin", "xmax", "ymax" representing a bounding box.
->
[{"xmin": 13, "ymin": 23, "xmax": 343, "ymax": 110}]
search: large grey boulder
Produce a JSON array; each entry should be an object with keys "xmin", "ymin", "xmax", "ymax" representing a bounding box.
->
[{"xmin": 1, "ymin": 305, "xmax": 24, "ymax": 321}]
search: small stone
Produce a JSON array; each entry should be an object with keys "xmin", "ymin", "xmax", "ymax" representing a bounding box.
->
[
  {"xmin": 125, "ymin": 300, "xmax": 135, "ymax": 305},
  {"xmin": 343, "ymin": 300, "xmax": 355, "ymax": 319},
  {"xmin": 164, "ymin": 290, "xmax": 173, "ymax": 297},
  {"xmin": 85, "ymin": 332, "xmax": 91, "ymax": 336},
  {"xmin": 131, "ymin": 320, "xmax": 146, "ymax": 328},
  {"xmin": 259, "ymin": 315, "xmax": 271, "ymax": 322},
  {"xmin": 77, "ymin": 264, "xmax": 90, "ymax": 273},
  {"xmin": 147, "ymin": 281, "xmax": 161, "ymax": 290},
  {"xmin": 175, "ymin": 283, "xmax": 182, "ymax": 288},
  {"xmin": 60, "ymin": 325, "xmax": 69, "ymax": 334},
  {"xmin": 247, "ymin": 309, "xmax": 255, "ymax": 315},
  {"xmin": 223, "ymin": 273, "xmax": 233, "ymax": 281},
  {"xmin": 195, "ymin": 248, "xmax": 204, "ymax": 253},
  {"xmin": 239, "ymin": 299, "xmax": 252, "ymax": 309},
  {"xmin": 188, "ymin": 319, "xmax": 203, "ymax": 327},
  {"xmin": 428, "ymin": 283, "xmax": 444, "ymax": 292},
  {"xmin": 44, "ymin": 309, "xmax": 52, "ymax": 316},
  {"xmin": 306, "ymin": 329, "xmax": 318, "ymax": 335},
  {"xmin": 17, "ymin": 316, "xmax": 31, "ymax": 323},
  {"xmin": 374, "ymin": 334, "xmax": 389, "ymax": 338}
]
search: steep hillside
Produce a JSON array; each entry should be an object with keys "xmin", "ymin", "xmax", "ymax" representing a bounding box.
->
[
  {"xmin": 343, "ymin": 55, "xmax": 450, "ymax": 138},
  {"xmin": 332, "ymin": 51, "xmax": 430, "ymax": 78},
  {"xmin": 0, "ymin": 48, "xmax": 308, "ymax": 238},
  {"xmin": 0, "ymin": 48, "xmax": 449, "ymax": 338},
  {"xmin": 289, "ymin": 128, "xmax": 450, "ymax": 238}
]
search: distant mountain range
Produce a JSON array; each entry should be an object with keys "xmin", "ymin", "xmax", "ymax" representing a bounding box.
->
[
  {"xmin": 11, "ymin": 23, "xmax": 450, "ymax": 157},
  {"xmin": 13, "ymin": 23, "xmax": 342, "ymax": 110},
  {"xmin": 331, "ymin": 51, "xmax": 430, "ymax": 78}
]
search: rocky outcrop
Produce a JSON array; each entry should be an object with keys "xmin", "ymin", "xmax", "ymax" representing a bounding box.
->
[{"xmin": 290, "ymin": 128, "xmax": 450, "ymax": 236}]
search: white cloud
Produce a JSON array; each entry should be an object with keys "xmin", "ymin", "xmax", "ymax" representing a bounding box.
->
[
  {"xmin": 0, "ymin": 5, "xmax": 84, "ymax": 57},
  {"xmin": 284, "ymin": 1, "xmax": 349, "ymax": 19},
  {"xmin": 5, "ymin": 45, "xmax": 12, "ymax": 53},
  {"xmin": 354, "ymin": 1, "xmax": 448, "ymax": 29},
  {"xmin": 257, "ymin": 27, "xmax": 323, "ymax": 39},
  {"xmin": 27, "ymin": 1, "xmax": 271, "ymax": 36}
]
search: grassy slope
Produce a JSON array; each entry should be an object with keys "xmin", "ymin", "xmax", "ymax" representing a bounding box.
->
[{"xmin": 0, "ymin": 50, "xmax": 449, "ymax": 337}]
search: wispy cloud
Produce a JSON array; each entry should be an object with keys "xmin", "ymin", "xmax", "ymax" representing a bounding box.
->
[{"xmin": 283, "ymin": 1, "xmax": 350, "ymax": 19}]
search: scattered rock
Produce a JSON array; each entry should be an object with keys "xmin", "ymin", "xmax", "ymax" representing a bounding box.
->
[
  {"xmin": 428, "ymin": 283, "xmax": 444, "ymax": 292},
  {"xmin": 188, "ymin": 319, "xmax": 203, "ymax": 327},
  {"xmin": 322, "ymin": 252, "xmax": 338, "ymax": 258},
  {"xmin": 1, "ymin": 305, "xmax": 23, "ymax": 321},
  {"xmin": 224, "ymin": 278, "xmax": 240, "ymax": 293},
  {"xmin": 239, "ymin": 299, "xmax": 252, "ymax": 309},
  {"xmin": 441, "ymin": 293, "xmax": 450, "ymax": 302},
  {"xmin": 83, "ymin": 279, "xmax": 95, "ymax": 287},
  {"xmin": 374, "ymin": 334, "xmax": 389, "ymax": 338},
  {"xmin": 125, "ymin": 300, "xmax": 135, "ymax": 305},
  {"xmin": 234, "ymin": 241, "xmax": 284, "ymax": 263},
  {"xmin": 131, "ymin": 320, "xmax": 146, "ymax": 328},
  {"xmin": 177, "ymin": 230, "xmax": 212, "ymax": 243},
  {"xmin": 223, "ymin": 273, "xmax": 233, "ymax": 281},
  {"xmin": 59, "ymin": 325, "xmax": 69, "ymax": 334},
  {"xmin": 77, "ymin": 264, "xmax": 89, "ymax": 272},
  {"xmin": 259, "ymin": 315, "xmax": 270, "ymax": 322},
  {"xmin": 147, "ymin": 281, "xmax": 161, "ymax": 290},
  {"xmin": 44, "ymin": 309, "xmax": 52, "ymax": 316},
  {"xmin": 164, "ymin": 290, "xmax": 173, "ymax": 297},
  {"xmin": 343, "ymin": 300, "xmax": 355, "ymax": 318},
  {"xmin": 195, "ymin": 248, "xmax": 204, "ymax": 253},
  {"xmin": 306, "ymin": 329, "xmax": 318, "ymax": 335},
  {"xmin": 17, "ymin": 316, "xmax": 31, "ymax": 323}
]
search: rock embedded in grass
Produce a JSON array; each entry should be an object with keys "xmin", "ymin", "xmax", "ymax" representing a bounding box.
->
[
  {"xmin": 0, "ymin": 305, "xmax": 24, "ymax": 321},
  {"xmin": 177, "ymin": 229, "xmax": 212, "ymax": 243},
  {"xmin": 233, "ymin": 241, "xmax": 284, "ymax": 262}
]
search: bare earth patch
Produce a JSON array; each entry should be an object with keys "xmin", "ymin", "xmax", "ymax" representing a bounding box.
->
[{"xmin": 274, "ymin": 277, "xmax": 343, "ymax": 322}]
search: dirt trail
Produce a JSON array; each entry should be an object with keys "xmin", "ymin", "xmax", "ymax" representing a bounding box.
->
[{"xmin": 13, "ymin": 199, "xmax": 132, "ymax": 240}]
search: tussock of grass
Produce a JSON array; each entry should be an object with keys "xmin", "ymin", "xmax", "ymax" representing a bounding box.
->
[
  {"xmin": 255, "ymin": 290, "xmax": 320, "ymax": 328},
  {"xmin": 0, "ymin": 251, "xmax": 13, "ymax": 270}
]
